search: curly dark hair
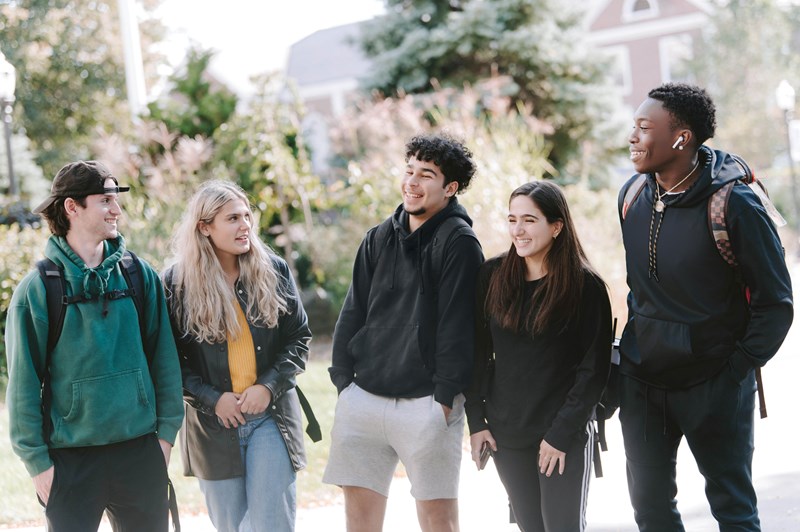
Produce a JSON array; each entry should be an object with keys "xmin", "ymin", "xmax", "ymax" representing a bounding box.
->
[
  {"xmin": 405, "ymin": 133, "xmax": 476, "ymax": 194},
  {"xmin": 648, "ymin": 83, "xmax": 716, "ymax": 145}
]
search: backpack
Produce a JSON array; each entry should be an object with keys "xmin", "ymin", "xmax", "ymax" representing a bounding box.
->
[
  {"xmin": 37, "ymin": 250, "xmax": 145, "ymax": 358},
  {"xmin": 368, "ymin": 215, "xmax": 478, "ymax": 283},
  {"xmin": 618, "ymin": 154, "xmax": 779, "ymax": 419},
  {"xmin": 36, "ymin": 251, "xmax": 182, "ymax": 531}
]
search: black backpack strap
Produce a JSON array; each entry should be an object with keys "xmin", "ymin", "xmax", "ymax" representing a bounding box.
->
[
  {"xmin": 119, "ymin": 250, "xmax": 149, "ymax": 366},
  {"xmin": 36, "ymin": 259, "xmax": 68, "ymax": 355},
  {"xmin": 367, "ymin": 218, "xmax": 395, "ymax": 272},
  {"xmin": 429, "ymin": 216, "xmax": 477, "ymax": 287},
  {"xmin": 295, "ymin": 385, "xmax": 322, "ymax": 442},
  {"xmin": 167, "ymin": 478, "xmax": 181, "ymax": 531},
  {"xmin": 36, "ymin": 258, "xmax": 67, "ymax": 444}
]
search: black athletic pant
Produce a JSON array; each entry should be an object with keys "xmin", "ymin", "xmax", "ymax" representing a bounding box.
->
[
  {"xmin": 619, "ymin": 367, "xmax": 759, "ymax": 531},
  {"xmin": 42, "ymin": 433, "xmax": 169, "ymax": 532},
  {"xmin": 492, "ymin": 423, "xmax": 594, "ymax": 532}
]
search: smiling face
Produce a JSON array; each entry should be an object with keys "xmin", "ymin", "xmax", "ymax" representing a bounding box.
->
[
  {"xmin": 401, "ymin": 155, "xmax": 458, "ymax": 230},
  {"xmin": 508, "ymin": 195, "xmax": 562, "ymax": 269},
  {"xmin": 66, "ymin": 177, "xmax": 123, "ymax": 244},
  {"xmin": 629, "ymin": 97, "xmax": 685, "ymax": 175},
  {"xmin": 199, "ymin": 198, "xmax": 252, "ymax": 263}
]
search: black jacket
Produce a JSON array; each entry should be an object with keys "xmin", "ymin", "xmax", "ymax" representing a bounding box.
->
[
  {"xmin": 618, "ymin": 147, "xmax": 793, "ymax": 388},
  {"xmin": 329, "ymin": 198, "xmax": 483, "ymax": 407},
  {"xmin": 465, "ymin": 257, "xmax": 612, "ymax": 451},
  {"xmin": 163, "ymin": 256, "xmax": 311, "ymax": 479}
]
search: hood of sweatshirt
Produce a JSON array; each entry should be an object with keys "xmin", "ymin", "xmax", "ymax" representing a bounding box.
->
[
  {"xmin": 649, "ymin": 146, "xmax": 746, "ymax": 208},
  {"xmin": 44, "ymin": 234, "xmax": 127, "ymax": 301},
  {"xmin": 386, "ymin": 197, "xmax": 474, "ymax": 294}
]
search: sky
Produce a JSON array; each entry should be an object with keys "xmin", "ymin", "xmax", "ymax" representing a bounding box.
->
[{"xmin": 155, "ymin": 0, "xmax": 385, "ymax": 95}]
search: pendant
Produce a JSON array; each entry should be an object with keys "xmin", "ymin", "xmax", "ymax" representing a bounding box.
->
[{"xmin": 654, "ymin": 200, "xmax": 665, "ymax": 213}]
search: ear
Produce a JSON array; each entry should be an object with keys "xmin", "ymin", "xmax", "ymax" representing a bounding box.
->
[
  {"xmin": 444, "ymin": 180, "xmax": 459, "ymax": 197},
  {"xmin": 63, "ymin": 197, "xmax": 79, "ymax": 217},
  {"xmin": 197, "ymin": 221, "xmax": 210, "ymax": 237},
  {"xmin": 552, "ymin": 220, "xmax": 564, "ymax": 238},
  {"xmin": 678, "ymin": 129, "xmax": 693, "ymax": 148}
]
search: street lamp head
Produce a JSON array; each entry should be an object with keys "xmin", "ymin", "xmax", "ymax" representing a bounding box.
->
[
  {"xmin": 0, "ymin": 52, "xmax": 16, "ymax": 102},
  {"xmin": 776, "ymin": 79, "xmax": 796, "ymax": 112}
]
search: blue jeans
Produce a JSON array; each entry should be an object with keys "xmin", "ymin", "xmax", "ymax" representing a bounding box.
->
[{"xmin": 198, "ymin": 414, "xmax": 296, "ymax": 532}]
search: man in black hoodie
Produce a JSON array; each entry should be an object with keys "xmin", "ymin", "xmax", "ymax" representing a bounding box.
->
[
  {"xmin": 619, "ymin": 83, "xmax": 793, "ymax": 531},
  {"xmin": 323, "ymin": 134, "xmax": 483, "ymax": 531}
]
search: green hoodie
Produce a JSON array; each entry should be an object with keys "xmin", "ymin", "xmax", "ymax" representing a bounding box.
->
[{"xmin": 5, "ymin": 235, "xmax": 184, "ymax": 476}]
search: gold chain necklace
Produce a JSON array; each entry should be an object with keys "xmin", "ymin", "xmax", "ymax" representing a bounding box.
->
[{"xmin": 654, "ymin": 160, "xmax": 700, "ymax": 213}]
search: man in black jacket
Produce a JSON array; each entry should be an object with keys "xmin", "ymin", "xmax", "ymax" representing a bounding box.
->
[
  {"xmin": 323, "ymin": 133, "xmax": 483, "ymax": 532},
  {"xmin": 618, "ymin": 83, "xmax": 793, "ymax": 531}
]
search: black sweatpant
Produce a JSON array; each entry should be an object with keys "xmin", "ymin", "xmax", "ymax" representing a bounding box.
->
[
  {"xmin": 492, "ymin": 423, "xmax": 594, "ymax": 532},
  {"xmin": 619, "ymin": 366, "xmax": 759, "ymax": 532},
  {"xmin": 43, "ymin": 433, "xmax": 169, "ymax": 532}
]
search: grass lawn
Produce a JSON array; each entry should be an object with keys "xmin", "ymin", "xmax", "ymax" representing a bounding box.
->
[{"xmin": 0, "ymin": 355, "xmax": 339, "ymax": 526}]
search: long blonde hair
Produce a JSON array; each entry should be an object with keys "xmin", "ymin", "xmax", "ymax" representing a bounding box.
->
[{"xmin": 167, "ymin": 180, "xmax": 288, "ymax": 343}]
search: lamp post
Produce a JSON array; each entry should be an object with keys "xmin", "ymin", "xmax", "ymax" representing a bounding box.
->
[
  {"xmin": 0, "ymin": 52, "xmax": 17, "ymax": 198},
  {"xmin": 776, "ymin": 79, "xmax": 799, "ymax": 233}
]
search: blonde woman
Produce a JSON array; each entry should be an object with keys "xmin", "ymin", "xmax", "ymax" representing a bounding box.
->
[{"xmin": 163, "ymin": 180, "xmax": 311, "ymax": 532}]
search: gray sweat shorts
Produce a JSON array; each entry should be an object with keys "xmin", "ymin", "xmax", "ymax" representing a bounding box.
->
[{"xmin": 322, "ymin": 382, "xmax": 465, "ymax": 500}]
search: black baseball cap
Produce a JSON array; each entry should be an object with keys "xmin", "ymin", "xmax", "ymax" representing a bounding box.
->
[{"xmin": 33, "ymin": 160, "xmax": 130, "ymax": 214}]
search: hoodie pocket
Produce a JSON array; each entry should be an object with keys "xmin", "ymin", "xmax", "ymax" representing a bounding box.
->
[
  {"xmin": 54, "ymin": 369, "xmax": 154, "ymax": 445},
  {"xmin": 634, "ymin": 315, "xmax": 693, "ymax": 372},
  {"xmin": 347, "ymin": 324, "xmax": 430, "ymax": 387}
]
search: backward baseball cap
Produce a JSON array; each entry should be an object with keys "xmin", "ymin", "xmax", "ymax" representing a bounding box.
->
[{"xmin": 33, "ymin": 160, "xmax": 130, "ymax": 214}]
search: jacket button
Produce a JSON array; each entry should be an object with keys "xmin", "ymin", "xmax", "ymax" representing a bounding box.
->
[
  {"xmin": 256, "ymin": 346, "xmax": 261, "ymax": 351},
  {"xmin": 238, "ymin": 289, "xmax": 243, "ymax": 294},
  {"xmin": 272, "ymin": 405, "xmax": 277, "ymax": 410}
]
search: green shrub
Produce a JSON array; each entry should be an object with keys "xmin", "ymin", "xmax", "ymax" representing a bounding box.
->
[{"xmin": 0, "ymin": 223, "xmax": 50, "ymax": 381}]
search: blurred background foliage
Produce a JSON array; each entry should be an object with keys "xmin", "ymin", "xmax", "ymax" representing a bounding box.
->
[{"xmin": 0, "ymin": 0, "xmax": 799, "ymax": 384}]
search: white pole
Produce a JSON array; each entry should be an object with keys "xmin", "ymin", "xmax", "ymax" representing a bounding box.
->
[{"xmin": 118, "ymin": 0, "xmax": 147, "ymax": 121}]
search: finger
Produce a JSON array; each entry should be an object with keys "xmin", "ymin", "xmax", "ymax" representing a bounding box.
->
[
  {"xmin": 558, "ymin": 456, "xmax": 566, "ymax": 475},
  {"xmin": 545, "ymin": 459, "xmax": 557, "ymax": 477}
]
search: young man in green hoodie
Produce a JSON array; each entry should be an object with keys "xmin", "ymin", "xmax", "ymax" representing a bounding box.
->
[{"xmin": 5, "ymin": 160, "xmax": 184, "ymax": 531}]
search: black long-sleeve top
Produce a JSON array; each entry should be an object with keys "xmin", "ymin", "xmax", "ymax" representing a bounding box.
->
[{"xmin": 465, "ymin": 257, "xmax": 613, "ymax": 451}]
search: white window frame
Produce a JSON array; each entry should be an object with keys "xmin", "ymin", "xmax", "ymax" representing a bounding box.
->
[
  {"xmin": 659, "ymin": 33, "xmax": 694, "ymax": 83},
  {"xmin": 603, "ymin": 45, "xmax": 633, "ymax": 96},
  {"xmin": 622, "ymin": 0, "xmax": 660, "ymax": 23}
]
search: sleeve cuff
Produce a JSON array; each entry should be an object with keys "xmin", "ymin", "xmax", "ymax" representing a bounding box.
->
[
  {"xmin": 434, "ymin": 385, "xmax": 456, "ymax": 408},
  {"xmin": 729, "ymin": 350, "xmax": 755, "ymax": 383}
]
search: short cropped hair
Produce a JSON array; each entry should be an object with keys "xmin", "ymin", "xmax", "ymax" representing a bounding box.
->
[
  {"xmin": 648, "ymin": 83, "xmax": 716, "ymax": 145},
  {"xmin": 405, "ymin": 133, "xmax": 477, "ymax": 194}
]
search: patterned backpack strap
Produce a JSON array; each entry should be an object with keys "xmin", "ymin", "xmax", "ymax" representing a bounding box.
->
[
  {"xmin": 620, "ymin": 174, "xmax": 648, "ymax": 220},
  {"xmin": 709, "ymin": 181, "xmax": 738, "ymax": 269}
]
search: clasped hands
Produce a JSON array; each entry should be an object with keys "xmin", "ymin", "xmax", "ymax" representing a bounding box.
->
[{"xmin": 215, "ymin": 384, "xmax": 272, "ymax": 428}]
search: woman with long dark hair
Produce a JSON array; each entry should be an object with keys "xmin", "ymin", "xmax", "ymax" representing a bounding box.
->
[
  {"xmin": 163, "ymin": 180, "xmax": 311, "ymax": 532},
  {"xmin": 465, "ymin": 181, "xmax": 612, "ymax": 531}
]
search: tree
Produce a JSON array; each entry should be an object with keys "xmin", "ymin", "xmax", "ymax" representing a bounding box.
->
[
  {"xmin": 358, "ymin": 0, "xmax": 622, "ymax": 178},
  {"xmin": 147, "ymin": 48, "xmax": 238, "ymax": 140},
  {"xmin": 691, "ymin": 0, "xmax": 800, "ymax": 169},
  {"xmin": 0, "ymin": 0, "xmax": 165, "ymax": 179},
  {"xmin": 213, "ymin": 75, "xmax": 324, "ymax": 282}
]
